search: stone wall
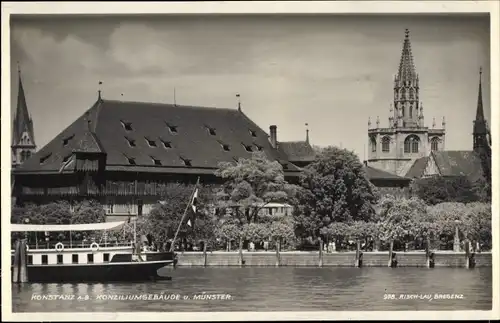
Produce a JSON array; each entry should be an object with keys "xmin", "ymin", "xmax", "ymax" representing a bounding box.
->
[{"xmin": 175, "ymin": 251, "xmax": 491, "ymax": 268}]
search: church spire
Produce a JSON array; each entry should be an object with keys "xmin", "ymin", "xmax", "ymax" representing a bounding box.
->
[
  {"xmin": 473, "ymin": 67, "xmax": 489, "ymax": 152},
  {"xmin": 475, "ymin": 67, "xmax": 485, "ymax": 122},
  {"xmin": 393, "ymin": 29, "xmax": 420, "ymax": 128}
]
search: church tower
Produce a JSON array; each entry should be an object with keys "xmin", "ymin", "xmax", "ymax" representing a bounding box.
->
[
  {"xmin": 367, "ymin": 29, "xmax": 446, "ymax": 176},
  {"xmin": 11, "ymin": 65, "xmax": 36, "ymax": 169},
  {"xmin": 473, "ymin": 67, "xmax": 491, "ymax": 183}
]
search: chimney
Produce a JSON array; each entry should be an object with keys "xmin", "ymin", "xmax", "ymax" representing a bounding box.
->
[{"xmin": 269, "ymin": 125, "xmax": 277, "ymax": 148}]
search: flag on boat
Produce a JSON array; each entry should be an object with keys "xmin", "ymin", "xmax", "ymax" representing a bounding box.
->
[
  {"xmin": 187, "ymin": 219, "xmax": 192, "ymax": 227},
  {"xmin": 191, "ymin": 188, "xmax": 198, "ymax": 213}
]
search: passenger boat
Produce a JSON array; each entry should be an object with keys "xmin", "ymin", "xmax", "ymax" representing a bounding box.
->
[{"xmin": 10, "ymin": 220, "xmax": 178, "ymax": 283}]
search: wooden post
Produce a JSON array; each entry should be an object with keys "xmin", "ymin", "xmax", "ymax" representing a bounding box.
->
[
  {"xmin": 318, "ymin": 239, "xmax": 323, "ymax": 267},
  {"xmin": 228, "ymin": 240, "xmax": 231, "ymax": 252},
  {"xmin": 203, "ymin": 240, "xmax": 207, "ymax": 267},
  {"xmin": 12, "ymin": 240, "xmax": 21, "ymax": 283},
  {"xmin": 275, "ymin": 239, "xmax": 281, "ymax": 267},
  {"xmin": 355, "ymin": 240, "xmax": 361, "ymax": 268},
  {"xmin": 238, "ymin": 237, "xmax": 244, "ymax": 267},
  {"xmin": 464, "ymin": 239, "xmax": 470, "ymax": 269},
  {"xmin": 388, "ymin": 240, "xmax": 394, "ymax": 267},
  {"xmin": 19, "ymin": 239, "xmax": 28, "ymax": 283}
]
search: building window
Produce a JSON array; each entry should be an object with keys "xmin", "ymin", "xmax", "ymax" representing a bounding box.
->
[
  {"xmin": 42, "ymin": 255, "xmax": 48, "ymax": 265},
  {"xmin": 431, "ymin": 137, "xmax": 439, "ymax": 151},
  {"xmin": 151, "ymin": 156, "xmax": 162, "ymax": 166},
  {"xmin": 121, "ymin": 121, "xmax": 133, "ymax": 131},
  {"xmin": 28, "ymin": 255, "xmax": 33, "ymax": 265},
  {"xmin": 87, "ymin": 254, "xmax": 94, "ymax": 264},
  {"xmin": 162, "ymin": 140, "xmax": 172, "ymax": 149},
  {"xmin": 382, "ymin": 136, "xmax": 390, "ymax": 153},
  {"xmin": 242, "ymin": 143, "xmax": 253, "ymax": 152},
  {"xmin": 103, "ymin": 253, "xmax": 110, "ymax": 262},
  {"xmin": 145, "ymin": 138, "xmax": 157, "ymax": 147},
  {"xmin": 72, "ymin": 254, "xmax": 79, "ymax": 264},
  {"xmin": 105, "ymin": 197, "xmax": 114, "ymax": 214},
  {"xmin": 57, "ymin": 254, "xmax": 63, "ymax": 264},
  {"xmin": 125, "ymin": 137, "xmax": 136, "ymax": 147},
  {"xmin": 370, "ymin": 137, "xmax": 377, "ymax": 152},
  {"xmin": 249, "ymin": 130, "xmax": 257, "ymax": 137},
  {"xmin": 404, "ymin": 135, "xmax": 420, "ymax": 153}
]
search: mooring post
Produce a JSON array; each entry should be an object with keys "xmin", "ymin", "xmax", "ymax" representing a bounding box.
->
[
  {"xmin": 20, "ymin": 239, "xmax": 28, "ymax": 283},
  {"xmin": 12, "ymin": 239, "xmax": 21, "ymax": 283},
  {"xmin": 276, "ymin": 239, "xmax": 281, "ymax": 267},
  {"xmin": 355, "ymin": 240, "xmax": 362, "ymax": 268},
  {"xmin": 464, "ymin": 239, "xmax": 470, "ymax": 269},
  {"xmin": 388, "ymin": 240, "xmax": 394, "ymax": 267},
  {"xmin": 203, "ymin": 240, "xmax": 207, "ymax": 268},
  {"xmin": 318, "ymin": 238, "xmax": 323, "ymax": 267},
  {"xmin": 239, "ymin": 237, "xmax": 244, "ymax": 267}
]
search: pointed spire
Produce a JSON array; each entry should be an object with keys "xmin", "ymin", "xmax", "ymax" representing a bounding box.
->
[
  {"xmin": 476, "ymin": 67, "xmax": 485, "ymax": 121},
  {"xmin": 236, "ymin": 93, "xmax": 241, "ymax": 112},
  {"xmin": 305, "ymin": 123, "xmax": 309, "ymax": 144},
  {"xmin": 12, "ymin": 62, "xmax": 35, "ymax": 146},
  {"xmin": 442, "ymin": 116, "xmax": 446, "ymax": 129},
  {"xmin": 432, "ymin": 117, "xmax": 436, "ymax": 128},
  {"xmin": 173, "ymin": 87, "xmax": 177, "ymax": 106},
  {"xmin": 368, "ymin": 117, "xmax": 371, "ymax": 128},
  {"xmin": 397, "ymin": 29, "xmax": 417, "ymax": 83},
  {"xmin": 376, "ymin": 116, "xmax": 380, "ymax": 128}
]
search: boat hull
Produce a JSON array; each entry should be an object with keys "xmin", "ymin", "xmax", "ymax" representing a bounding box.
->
[{"xmin": 12, "ymin": 259, "xmax": 174, "ymax": 283}]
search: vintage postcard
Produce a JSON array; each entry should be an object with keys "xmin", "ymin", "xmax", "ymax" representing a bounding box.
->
[{"xmin": 1, "ymin": 1, "xmax": 499, "ymax": 321}]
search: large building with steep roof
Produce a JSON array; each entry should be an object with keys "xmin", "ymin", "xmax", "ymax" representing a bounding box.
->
[
  {"xmin": 367, "ymin": 29, "xmax": 491, "ymax": 185},
  {"xmin": 12, "ymin": 86, "xmax": 316, "ymax": 218}
]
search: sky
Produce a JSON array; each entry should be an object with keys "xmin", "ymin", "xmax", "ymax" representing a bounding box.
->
[{"xmin": 9, "ymin": 14, "xmax": 491, "ymax": 161}]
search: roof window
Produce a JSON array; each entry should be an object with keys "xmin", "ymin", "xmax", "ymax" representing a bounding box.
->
[
  {"xmin": 249, "ymin": 130, "xmax": 257, "ymax": 137},
  {"xmin": 180, "ymin": 157, "xmax": 192, "ymax": 167},
  {"xmin": 161, "ymin": 140, "xmax": 172, "ymax": 149},
  {"xmin": 125, "ymin": 137, "xmax": 136, "ymax": 147},
  {"xmin": 40, "ymin": 153, "xmax": 52, "ymax": 164},
  {"xmin": 145, "ymin": 137, "xmax": 157, "ymax": 147},
  {"xmin": 165, "ymin": 122, "xmax": 178, "ymax": 134},
  {"xmin": 255, "ymin": 144, "xmax": 264, "ymax": 151},
  {"xmin": 218, "ymin": 140, "xmax": 230, "ymax": 151},
  {"xmin": 121, "ymin": 121, "xmax": 133, "ymax": 131},
  {"xmin": 62, "ymin": 154, "xmax": 72, "ymax": 163},
  {"xmin": 206, "ymin": 126, "xmax": 217, "ymax": 136},
  {"xmin": 62, "ymin": 134, "xmax": 75, "ymax": 146},
  {"xmin": 124, "ymin": 154, "xmax": 136, "ymax": 165},
  {"xmin": 151, "ymin": 156, "xmax": 162, "ymax": 166},
  {"xmin": 242, "ymin": 143, "xmax": 253, "ymax": 152}
]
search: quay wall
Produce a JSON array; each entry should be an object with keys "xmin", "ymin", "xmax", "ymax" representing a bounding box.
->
[{"xmin": 175, "ymin": 251, "xmax": 492, "ymax": 268}]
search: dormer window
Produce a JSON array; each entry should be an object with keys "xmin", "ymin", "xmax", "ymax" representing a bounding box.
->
[
  {"xmin": 217, "ymin": 140, "xmax": 230, "ymax": 151},
  {"xmin": 206, "ymin": 126, "xmax": 217, "ymax": 136},
  {"xmin": 280, "ymin": 162, "xmax": 289, "ymax": 170},
  {"xmin": 165, "ymin": 122, "xmax": 178, "ymax": 134},
  {"xmin": 151, "ymin": 156, "xmax": 162, "ymax": 166},
  {"xmin": 62, "ymin": 134, "xmax": 75, "ymax": 146},
  {"xmin": 242, "ymin": 143, "xmax": 253, "ymax": 152},
  {"xmin": 125, "ymin": 137, "xmax": 136, "ymax": 147},
  {"xmin": 124, "ymin": 154, "xmax": 136, "ymax": 165},
  {"xmin": 121, "ymin": 121, "xmax": 133, "ymax": 131},
  {"xmin": 145, "ymin": 137, "xmax": 157, "ymax": 147},
  {"xmin": 180, "ymin": 156, "xmax": 192, "ymax": 167},
  {"xmin": 40, "ymin": 153, "xmax": 52, "ymax": 164},
  {"xmin": 249, "ymin": 130, "xmax": 257, "ymax": 137},
  {"xmin": 161, "ymin": 140, "xmax": 172, "ymax": 149},
  {"xmin": 254, "ymin": 144, "xmax": 264, "ymax": 151}
]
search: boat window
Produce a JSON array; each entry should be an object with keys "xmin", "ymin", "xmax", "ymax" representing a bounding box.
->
[
  {"xmin": 57, "ymin": 254, "xmax": 63, "ymax": 264},
  {"xmin": 103, "ymin": 253, "xmax": 110, "ymax": 262},
  {"xmin": 28, "ymin": 255, "xmax": 33, "ymax": 265},
  {"xmin": 72, "ymin": 254, "xmax": 79, "ymax": 264},
  {"xmin": 42, "ymin": 255, "xmax": 48, "ymax": 265},
  {"xmin": 87, "ymin": 254, "xmax": 94, "ymax": 264}
]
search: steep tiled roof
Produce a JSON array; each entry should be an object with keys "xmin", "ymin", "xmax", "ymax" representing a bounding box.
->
[
  {"xmin": 278, "ymin": 141, "xmax": 315, "ymax": 163},
  {"xmin": 430, "ymin": 150, "xmax": 483, "ymax": 181},
  {"xmin": 405, "ymin": 156, "xmax": 429, "ymax": 179},
  {"xmin": 364, "ymin": 165, "xmax": 411, "ymax": 182},
  {"xmin": 16, "ymin": 99, "xmax": 301, "ymax": 175}
]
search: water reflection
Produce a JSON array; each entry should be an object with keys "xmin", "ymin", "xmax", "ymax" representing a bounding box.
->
[{"xmin": 12, "ymin": 267, "xmax": 492, "ymax": 312}]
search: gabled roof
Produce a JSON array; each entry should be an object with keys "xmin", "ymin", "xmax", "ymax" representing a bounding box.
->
[
  {"xmin": 278, "ymin": 141, "xmax": 315, "ymax": 163},
  {"xmin": 16, "ymin": 98, "xmax": 301, "ymax": 175},
  {"xmin": 430, "ymin": 150, "xmax": 484, "ymax": 181},
  {"xmin": 364, "ymin": 165, "xmax": 411, "ymax": 182},
  {"xmin": 405, "ymin": 156, "xmax": 429, "ymax": 179}
]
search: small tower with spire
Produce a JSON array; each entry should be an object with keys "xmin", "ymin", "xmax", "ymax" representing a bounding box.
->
[
  {"xmin": 305, "ymin": 123, "xmax": 309, "ymax": 144},
  {"xmin": 473, "ymin": 67, "xmax": 490, "ymax": 152},
  {"xmin": 11, "ymin": 63, "xmax": 37, "ymax": 168},
  {"xmin": 366, "ymin": 29, "xmax": 446, "ymax": 175}
]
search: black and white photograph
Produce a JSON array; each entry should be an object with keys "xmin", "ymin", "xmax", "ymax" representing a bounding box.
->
[{"xmin": 1, "ymin": 1, "xmax": 498, "ymax": 321}]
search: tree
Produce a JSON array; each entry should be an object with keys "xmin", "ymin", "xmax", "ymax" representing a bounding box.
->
[
  {"xmin": 413, "ymin": 176, "xmax": 481, "ymax": 205},
  {"xmin": 144, "ymin": 183, "xmax": 217, "ymax": 249},
  {"xmin": 462, "ymin": 202, "xmax": 491, "ymax": 251},
  {"xmin": 293, "ymin": 146, "xmax": 378, "ymax": 241},
  {"xmin": 214, "ymin": 151, "xmax": 298, "ymax": 246},
  {"xmin": 377, "ymin": 195, "xmax": 433, "ymax": 250}
]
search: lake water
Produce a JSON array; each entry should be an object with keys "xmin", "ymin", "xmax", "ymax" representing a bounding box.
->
[{"xmin": 12, "ymin": 267, "xmax": 492, "ymax": 312}]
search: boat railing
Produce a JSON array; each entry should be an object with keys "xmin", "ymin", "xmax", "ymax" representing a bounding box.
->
[{"xmin": 11, "ymin": 240, "xmax": 134, "ymax": 251}]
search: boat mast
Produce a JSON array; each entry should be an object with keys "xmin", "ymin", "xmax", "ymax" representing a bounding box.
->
[{"xmin": 170, "ymin": 177, "xmax": 200, "ymax": 252}]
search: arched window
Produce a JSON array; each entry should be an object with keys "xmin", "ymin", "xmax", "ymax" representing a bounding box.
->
[
  {"xmin": 382, "ymin": 136, "xmax": 390, "ymax": 153},
  {"xmin": 431, "ymin": 137, "xmax": 439, "ymax": 151},
  {"xmin": 20, "ymin": 151, "xmax": 27, "ymax": 162},
  {"xmin": 409, "ymin": 106, "xmax": 413, "ymax": 118},
  {"xmin": 404, "ymin": 135, "xmax": 420, "ymax": 153},
  {"xmin": 370, "ymin": 137, "xmax": 377, "ymax": 152},
  {"xmin": 26, "ymin": 151, "xmax": 32, "ymax": 160}
]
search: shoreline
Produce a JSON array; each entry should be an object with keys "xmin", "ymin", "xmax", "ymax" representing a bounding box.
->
[{"xmin": 173, "ymin": 250, "xmax": 492, "ymax": 268}]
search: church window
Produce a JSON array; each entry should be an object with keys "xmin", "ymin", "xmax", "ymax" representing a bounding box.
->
[
  {"xmin": 431, "ymin": 137, "xmax": 439, "ymax": 151},
  {"xmin": 409, "ymin": 106, "xmax": 413, "ymax": 118},
  {"xmin": 26, "ymin": 151, "xmax": 32, "ymax": 160},
  {"xmin": 404, "ymin": 135, "xmax": 420, "ymax": 153},
  {"xmin": 20, "ymin": 151, "xmax": 27, "ymax": 162},
  {"xmin": 370, "ymin": 137, "xmax": 377, "ymax": 152},
  {"xmin": 382, "ymin": 137, "xmax": 390, "ymax": 153}
]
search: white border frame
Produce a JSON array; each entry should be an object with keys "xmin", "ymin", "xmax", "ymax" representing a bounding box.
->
[{"xmin": 2, "ymin": 1, "xmax": 499, "ymax": 321}]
